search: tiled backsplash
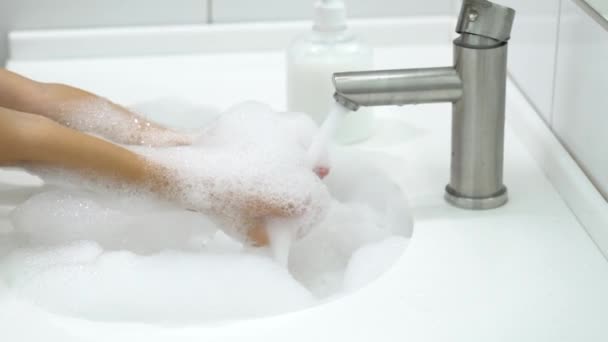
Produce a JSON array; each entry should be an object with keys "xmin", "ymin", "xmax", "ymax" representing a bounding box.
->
[
  {"xmin": 552, "ymin": 0, "xmax": 608, "ymax": 199},
  {"xmin": 500, "ymin": 0, "xmax": 608, "ymax": 200},
  {"xmin": 500, "ymin": 0, "xmax": 561, "ymax": 123}
]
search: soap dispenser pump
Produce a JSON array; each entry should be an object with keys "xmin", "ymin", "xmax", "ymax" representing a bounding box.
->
[{"xmin": 286, "ymin": 0, "xmax": 374, "ymax": 144}]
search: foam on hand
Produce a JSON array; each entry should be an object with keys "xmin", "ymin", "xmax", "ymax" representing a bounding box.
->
[
  {"xmin": 0, "ymin": 100, "xmax": 413, "ymax": 324},
  {"xmin": 132, "ymin": 101, "xmax": 332, "ymax": 244},
  {"xmin": 57, "ymin": 98, "xmax": 204, "ymax": 146}
]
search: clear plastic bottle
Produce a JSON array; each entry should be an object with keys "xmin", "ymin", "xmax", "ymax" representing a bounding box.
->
[{"xmin": 286, "ymin": 0, "xmax": 374, "ymax": 144}]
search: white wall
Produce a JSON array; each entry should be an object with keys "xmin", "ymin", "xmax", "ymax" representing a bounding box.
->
[
  {"xmin": 0, "ymin": 0, "xmax": 453, "ymax": 65},
  {"xmin": 211, "ymin": 0, "xmax": 454, "ymax": 22},
  {"xmin": 0, "ymin": 0, "xmax": 210, "ymax": 65},
  {"xmin": 552, "ymin": 0, "xmax": 608, "ymax": 199},
  {"xmin": 500, "ymin": 0, "xmax": 608, "ymax": 200},
  {"xmin": 499, "ymin": 0, "xmax": 561, "ymax": 123}
]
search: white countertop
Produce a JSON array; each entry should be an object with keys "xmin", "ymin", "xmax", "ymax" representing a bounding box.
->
[{"xmin": 2, "ymin": 41, "xmax": 608, "ymax": 341}]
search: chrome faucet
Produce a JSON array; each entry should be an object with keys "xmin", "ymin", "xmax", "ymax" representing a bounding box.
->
[{"xmin": 333, "ymin": 0, "xmax": 516, "ymax": 210}]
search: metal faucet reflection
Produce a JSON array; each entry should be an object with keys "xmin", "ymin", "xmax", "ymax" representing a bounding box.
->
[{"xmin": 332, "ymin": 0, "xmax": 516, "ymax": 210}]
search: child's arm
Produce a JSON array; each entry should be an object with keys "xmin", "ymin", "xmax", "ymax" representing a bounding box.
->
[
  {"xmin": 0, "ymin": 106, "xmax": 158, "ymax": 186},
  {"xmin": 0, "ymin": 68, "xmax": 192, "ymax": 146},
  {"xmin": 0, "ymin": 106, "xmax": 282, "ymax": 245}
]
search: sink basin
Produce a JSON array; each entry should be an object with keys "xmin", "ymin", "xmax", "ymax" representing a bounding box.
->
[{"xmin": 1, "ymin": 26, "xmax": 608, "ymax": 341}]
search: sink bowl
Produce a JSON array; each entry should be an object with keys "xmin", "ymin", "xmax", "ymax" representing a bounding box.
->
[{"xmin": 1, "ymin": 32, "xmax": 608, "ymax": 341}]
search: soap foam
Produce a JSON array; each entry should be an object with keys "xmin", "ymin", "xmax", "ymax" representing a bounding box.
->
[
  {"xmin": 343, "ymin": 236, "xmax": 409, "ymax": 291},
  {"xmin": 10, "ymin": 190, "xmax": 217, "ymax": 254},
  {"xmin": 0, "ymin": 99, "xmax": 413, "ymax": 323},
  {"xmin": 28, "ymin": 101, "xmax": 332, "ymax": 245},
  {"xmin": 289, "ymin": 151, "xmax": 413, "ymax": 297},
  {"xmin": 0, "ymin": 241, "xmax": 314, "ymax": 323},
  {"xmin": 131, "ymin": 102, "xmax": 332, "ymax": 244},
  {"xmin": 58, "ymin": 98, "xmax": 199, "ymax": 147}
]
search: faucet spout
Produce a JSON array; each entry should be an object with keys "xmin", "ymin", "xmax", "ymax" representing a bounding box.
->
[{"xmin": 333, "ymin": 67, "xmax": 463, "ymax": 109}]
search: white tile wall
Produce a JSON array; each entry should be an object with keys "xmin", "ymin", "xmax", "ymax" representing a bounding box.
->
[
  {"xmin": 496, "ymin": 0, "xmax": 608, "ymax": 198},
  {"xmin": 552, "ymin": 0, "xmax": 608, "ymax": 199},
  {"xmin": 448, "ymin": 0, "xmax": 561, "ymax": 122},
  {"xmin": 0, "ymin": 0, "xmax": 208, "ymax": 29},
  {"xmin": 0, "ymin": 0, "xmax": 209, "ymax": 65},
  {"xmin": 0, "ymin": 0, "xmax": 453, "ymax": 65},
  {"xmin": 500, "ymin": 0, "xmax": 562, "ymax": 123},
  {"xmin": 212, "ymin": 0, "xmax": 454, "ymax": 22}
]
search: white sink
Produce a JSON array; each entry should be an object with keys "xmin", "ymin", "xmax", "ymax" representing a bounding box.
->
[{"xmin": 1, "ymin": 27, "xmax": 608, "ymax": 341}]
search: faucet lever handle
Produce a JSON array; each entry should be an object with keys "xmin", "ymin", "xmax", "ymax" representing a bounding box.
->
[{"xmin": 456, "ymin": 0, "xmax": 515, "ymax": 43}]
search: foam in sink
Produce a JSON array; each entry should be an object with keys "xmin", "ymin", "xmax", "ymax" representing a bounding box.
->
[{"xmin": 0, "ymin": 100, "xmax": 413, "ymax": 323}]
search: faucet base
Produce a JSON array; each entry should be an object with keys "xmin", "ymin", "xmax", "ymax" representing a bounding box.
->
[{"xmin": 444, "ymin": 185, "xmax": 508, "ymax": 210}]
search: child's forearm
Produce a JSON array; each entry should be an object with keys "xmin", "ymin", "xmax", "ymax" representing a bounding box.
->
[
  {"xmin": 0, "ymin": 69, "xmax": 47, "ymax": 114},
  {"xmin": 0, "ymin": 68, "xmax": 127, "ymax": 122},
  {"xmin": 0, "ymin": 107, "xmax": 45, "ymax": 165},
  {"xmin": 31, "ymin": 117, "xmax": 148, "ymax": 185},
  {"xmin": 0, "ymin": 69, "xmax": 135, "ymax": 130},
  {"xmin": 0, "ymin": 106, "xmax": 161, "ymax": 189},
  {"xmin": 0, "ymin": 69, "xmax": 191, "ymax": 146}
]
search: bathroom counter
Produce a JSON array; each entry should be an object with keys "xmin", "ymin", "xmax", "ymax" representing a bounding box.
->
[{"xmin": 3, "ymin": 31, "xmax": 608, "ymax": 341}]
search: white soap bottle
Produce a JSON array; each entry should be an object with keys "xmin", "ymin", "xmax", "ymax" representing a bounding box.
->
[{"xmin": 286, "ymin": 0, "xmax": 374, "ymax": 144}]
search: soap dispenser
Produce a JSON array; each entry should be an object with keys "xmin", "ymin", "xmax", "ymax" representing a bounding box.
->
[{"xmin": 286, "ymin": 0, "xmax": 374, "ymax": 144}]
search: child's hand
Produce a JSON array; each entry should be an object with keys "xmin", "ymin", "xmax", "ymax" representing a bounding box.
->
[
  {"xmin": 140, "ymin": 102, "xmax": 334, "ymax": 247},
  {"xmin": 145, "ymin": 158, "xmax": 330, "ymax": 246}
]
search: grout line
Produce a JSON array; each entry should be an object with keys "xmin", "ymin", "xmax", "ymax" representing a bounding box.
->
[
  {"xmin": 549, "ymin": 0, "xmax": 564, "ymax": 128},
  {"xmin": 207, "ymin": 0, "xmax": 213, "ymax": 24}
]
